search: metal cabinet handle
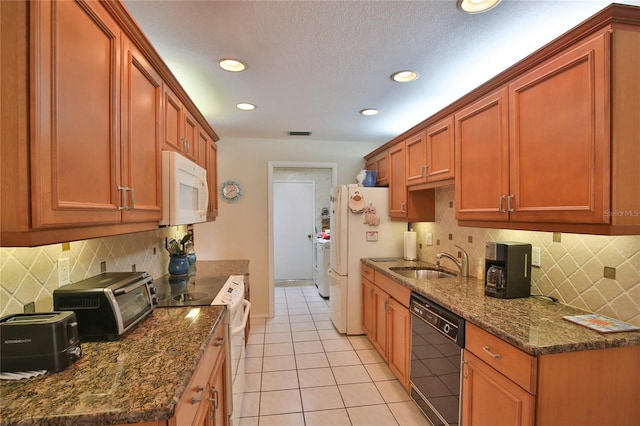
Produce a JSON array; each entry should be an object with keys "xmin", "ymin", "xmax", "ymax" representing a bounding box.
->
[
  {"xmin": 498, "ymin": 195, "xmax": 506, "ymax": 213},
  {"xmin": 208, "ymin": 388, "xmax": 219, "ymax": 410},
  {"xmin": 507, "ymin": 194, "xmax": 515, "ymax": 212},
  {"xmin": 191, "ymin": 385, "xmax": 205, "ymax": 404},
  {"xmin": 401, "ymin": 202, "xmax": 406, "ymax": 212},
  {"xmin": 482, "ymin": 346, "xmax": 502, "ymax": 359}
]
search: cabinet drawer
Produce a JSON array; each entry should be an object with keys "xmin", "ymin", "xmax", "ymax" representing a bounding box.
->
[
  {"xmin": 361, "ymin": 264, "xmax": 374, "ymax": 281},
  {"xmin": 373, "ymin": 271, "xmax": 410, "ymax": 308},
  {"xmin": 465, "ymin": 322, "xmax": 537, "ymax": 394},
  {"xmin": 175, "ymin": 323, "xmax": 226, "ymax": 424}
]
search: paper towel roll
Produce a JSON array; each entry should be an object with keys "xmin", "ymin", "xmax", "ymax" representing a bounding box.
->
[{"xmin": 404, "ymin": 231, "xmax": 417, "ymax": 260}]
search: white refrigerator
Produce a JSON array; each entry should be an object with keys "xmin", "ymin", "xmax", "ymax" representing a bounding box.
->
[{"xmin": 328, "ymin": 184, "xmax": 405, "ymax": 334}]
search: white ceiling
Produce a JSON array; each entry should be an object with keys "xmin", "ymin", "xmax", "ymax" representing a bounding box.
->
[{"xmin": 122, "ymin": 0, "xmax": 639, "ymax": 144}]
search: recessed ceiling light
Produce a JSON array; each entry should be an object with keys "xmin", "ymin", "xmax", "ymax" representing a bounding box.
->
[
  {"xmin": 390, "ymin": 70, "xmax": 419, "ymax": 83},
  {"xmin": 457, "ymin": 0, "xmax": 501, "ymax": 14},
  {"xmin": 219, "ymin": 58, "xmax": 247, "ymax": 72},
  {"xmin": 360, "ymin": 109, "xmax": 379, "ymax": 116},
  {"xmin": 236, "ymin": 103, "xmax": 256, "ymax": 111}
]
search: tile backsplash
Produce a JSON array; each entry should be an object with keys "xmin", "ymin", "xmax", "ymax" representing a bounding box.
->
[
  {"xmin": 412, "ymin": 186, "xmax": 640, "ymax": 326},
  {"xmin": 0, "ymin": 226, "xmax": 188, "ymax": 316}
]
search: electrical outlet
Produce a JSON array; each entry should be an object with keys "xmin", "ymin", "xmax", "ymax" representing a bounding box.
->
[
  {"xmin": 58, "ymin": 258, "xmax": 70, "ymax": 285},
  {"xmin": 531, "ymin": 247, "xmax": 541, "ymax": 267}
]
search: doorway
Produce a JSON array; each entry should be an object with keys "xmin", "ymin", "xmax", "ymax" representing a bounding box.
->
[
  {"xmin": 273, "ymin": 180, "xmax": 315, "ymax": 281},
  {"xmin": 268, "ymin": 162, "xmax": 338, "ymax": 318}
]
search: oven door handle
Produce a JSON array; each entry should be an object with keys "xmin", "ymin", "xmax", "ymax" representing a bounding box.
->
[{"xmin": 231, "ymin": 299, "xmax": 251, "ymax": 336}]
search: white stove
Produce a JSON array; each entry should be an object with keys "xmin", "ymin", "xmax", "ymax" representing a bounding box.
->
[{"xmin": 212, "ymin": 276, "xmax": 250, "ymax": 426}]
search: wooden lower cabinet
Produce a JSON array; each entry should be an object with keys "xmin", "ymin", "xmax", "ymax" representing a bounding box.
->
[
  {"xmin": 462, "ymin": 322, "xmax": 640, "ymax": 426},
  {"xmin": 386, "ymin": 297, "xmax": 411, "ymax": 389},
  {"xmin": 361, "ymin": 276, "xmax": 375, "ymax": 338},
  {"xmin": 173, "ymin": 325, "xmax": 227, "ymax": 426},
  {"xmin": 361, "ymin": 263, "xmax": 411, "ymax": 389},
  {"xmin": 462, "ymin": 350, "xmax": 535, "ymax": 426}
]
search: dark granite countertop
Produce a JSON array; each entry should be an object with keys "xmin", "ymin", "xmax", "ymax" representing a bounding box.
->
[
  {"xmin": 0, "ymin": 258, "xmax": 250, "ymax": 426},
  {"xmin": 362, "ymin": 258, "xmax": 640, "ymax": 356}
]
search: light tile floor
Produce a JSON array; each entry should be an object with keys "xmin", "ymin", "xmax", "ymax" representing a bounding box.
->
[{"xmin": 239, "ymin": 283, "xmax": 430, "ymax": 426}]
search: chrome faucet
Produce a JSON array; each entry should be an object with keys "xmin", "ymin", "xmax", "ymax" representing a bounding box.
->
[{"xmin": 436, "ymin": 244, "xmax": 469, "ymax": 277}]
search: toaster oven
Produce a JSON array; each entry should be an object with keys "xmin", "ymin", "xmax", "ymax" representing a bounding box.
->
[{"xmin": 53, "ymin": 272, "xmax": 157, "ymax": 340}]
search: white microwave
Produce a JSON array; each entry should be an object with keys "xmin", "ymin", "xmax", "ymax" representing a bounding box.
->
[{"xmin": 160, "ymin": 151, "xmax": 209, "ymax": 226}]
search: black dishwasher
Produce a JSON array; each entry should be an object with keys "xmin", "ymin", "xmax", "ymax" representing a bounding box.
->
[{"xmin": 409, "ymin": 292, "xmax": 465, "ymax": 426}]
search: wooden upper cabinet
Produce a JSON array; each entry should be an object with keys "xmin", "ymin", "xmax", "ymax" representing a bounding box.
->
[
  {"xmin": 206, "ymin": 138, "xmax": 219, "ymax": 221},
  {"xmin": 30, "ymin": 0, "xmax": 123, "ymax": 228},
  {"xmin": 456, "ymin": 28, "xmax": 640, "ymax": 233},
  {"xmin": 183, "ymin": 109, "xmax": 199, "ymax": 163},
  {"xmin": 365, "ymin": 149, "xmax": 389, "ymax": 186},
  {"xmin": 1, "ymin": 0, "xmax": 219, "ymax": 246},
  {"xmin": 406, "ymin": 121, "xmax": 454, "ymax": 188},
  {"xmin": 455, "ymin": 87, "xmax": 510, "ymax": 222},
  {"xmin": 508, "ymin": 32, "xmax": 608, "ymax": 224},
  {"xmin": 121, "ymin": 36, "xmax": 163, "ymax": 224},
  {"xmin": 405, "ymin": 131, "xmax": 428, "ymax": 186},
  {"xmin": 163, "ymin": 85, "xmax": 184, "ymax": 152},
  {"xmin": 388, "ymin": 142, "xmax": 407, "ymax": 218},
  {"xmin": 425, "ymin": 116, "xmax": 455, "ymax": 183},
  {"xmin": 163, "ymin": 85, "xmax": 199, "ymax": 162}
]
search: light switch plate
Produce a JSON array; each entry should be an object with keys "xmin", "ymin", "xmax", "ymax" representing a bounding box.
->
[
  {"xmin": 426, "ymin": 233, "xmax": 433, "ymax": 246},
  {"xmin": 531, "ymin": 247, "xmax": 541, "ymax": 267}
]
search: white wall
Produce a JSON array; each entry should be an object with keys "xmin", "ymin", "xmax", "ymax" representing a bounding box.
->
[{"xmin": 194, "ymin": 137, "xmax": 378, "ymax": 317}]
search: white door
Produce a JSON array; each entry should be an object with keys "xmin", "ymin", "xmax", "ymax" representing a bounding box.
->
[{"xmin": 274, "ymin": 180, "xmax": 315, "ymax": 280}]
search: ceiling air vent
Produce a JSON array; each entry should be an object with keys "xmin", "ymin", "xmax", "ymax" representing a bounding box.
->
[{"xmin": 288, "ymin": 131, "xmax": 312, "ymax": 136}]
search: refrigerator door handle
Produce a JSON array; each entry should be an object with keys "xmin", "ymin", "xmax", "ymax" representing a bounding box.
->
[{"xmin": 334, "ymin": 187, "xmax": 343, "ymax": 271}]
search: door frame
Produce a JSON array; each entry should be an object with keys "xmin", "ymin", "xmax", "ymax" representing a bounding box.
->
[{"xmin": 268, "ymin": 162, "xmax": 338, "ymax": 318}]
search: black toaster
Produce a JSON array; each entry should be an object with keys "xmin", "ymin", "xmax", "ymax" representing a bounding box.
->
[{"xmin": 0, "ymin": 311, "xmax": 82, "ymax": 373}]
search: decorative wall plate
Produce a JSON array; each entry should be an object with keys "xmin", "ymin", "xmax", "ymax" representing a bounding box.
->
[{"xmin": 220, "ymin": 180, "xmax": 243, "ymax": 203}]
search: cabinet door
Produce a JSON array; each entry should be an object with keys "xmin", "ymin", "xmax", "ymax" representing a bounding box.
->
[
  {"xmin": 462, "ymin": 350, "xmax": 535, "ymax": 426},
  {"xmin": 426, "ymin": 116, "xmax": 455, "ymax": 182},
  {"xmin": 372, "ymin": 285, "xmax": 389, "ymax": 361},
  {"xmin": 121, "ymin": 37, "xmax": 162, "ymax": 223},
  {"xmin": 206, "ymin": 139, "xmax": 218, "ymax": 221},
  {"xmin": 365, "ymin": 150, "xmax": 389, "ymax": 187},
  {"xmin": 362, "ymin": 277, "xmax": 375, "ymax": 338},
  {"xmin": 405, "ymin": 131, "xmax": 428, "ymax": 186},
  {"xmin": 208, "ymin": 353, "xmax": 227, "ymax": 426},
  {"xmin": 163, "ymin": 84, "xmax": 184, "ymax": 153},
  {"xmin": 196, "ymin": 126, "xmax": 208, "ymax": 168},
  {"xmin": 387, "ymin": 297, "xmax": 410, "ymax": 390},
  {"xmin": 374, "ymin": 150, "xmax": 389, "ymax": 186},
  {"xmin": 31, "ymin": 0, "xmax": 122, "ymax": 228},
  {"xmin": 509, "ymin": 33, "xmax": 609, "ymax": 224},
  {"xmin": 388, "ymin": 143, "xmax": 407, "ymax": 219},
  {"xmin": 455, "ymin": 88, "xmax": 510, "ymax": 221},
  {"xmin": 183, "ymin": 109, "xmax": 198, "ymax": 162}
]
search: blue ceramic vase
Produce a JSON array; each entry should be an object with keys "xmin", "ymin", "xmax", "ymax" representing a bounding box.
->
[
  {"xmin": 169, "ymin": 255, "xmax": 189, "ymax": 275},
  {"xmin": 363, "ymin": 170, "xmax": 377, "ymax": 187}
]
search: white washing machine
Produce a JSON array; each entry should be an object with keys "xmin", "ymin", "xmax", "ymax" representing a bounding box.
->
[{"xmin": 313, "ymin": 238, "xmax": 331, "ymax": 298}]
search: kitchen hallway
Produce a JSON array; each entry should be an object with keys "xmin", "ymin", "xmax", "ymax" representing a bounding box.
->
[{"xmin": 240, "ymin": 283, "xmax": 429, "ymax": 426}]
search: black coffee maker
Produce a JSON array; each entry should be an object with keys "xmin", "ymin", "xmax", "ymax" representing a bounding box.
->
[{"xmin": 485, "ymin": 242, "xmax": 532, "ymax": 299}]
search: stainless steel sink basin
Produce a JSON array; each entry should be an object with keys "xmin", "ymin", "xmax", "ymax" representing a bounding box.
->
[{"xmin": 389, "ymin": 267, "xmax": 455, "ymax": 279}]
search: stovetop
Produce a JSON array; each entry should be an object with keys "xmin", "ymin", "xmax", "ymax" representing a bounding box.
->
[{"xmin": 154, "ymin": 274, "xmax": 229, "ymax": 307}]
